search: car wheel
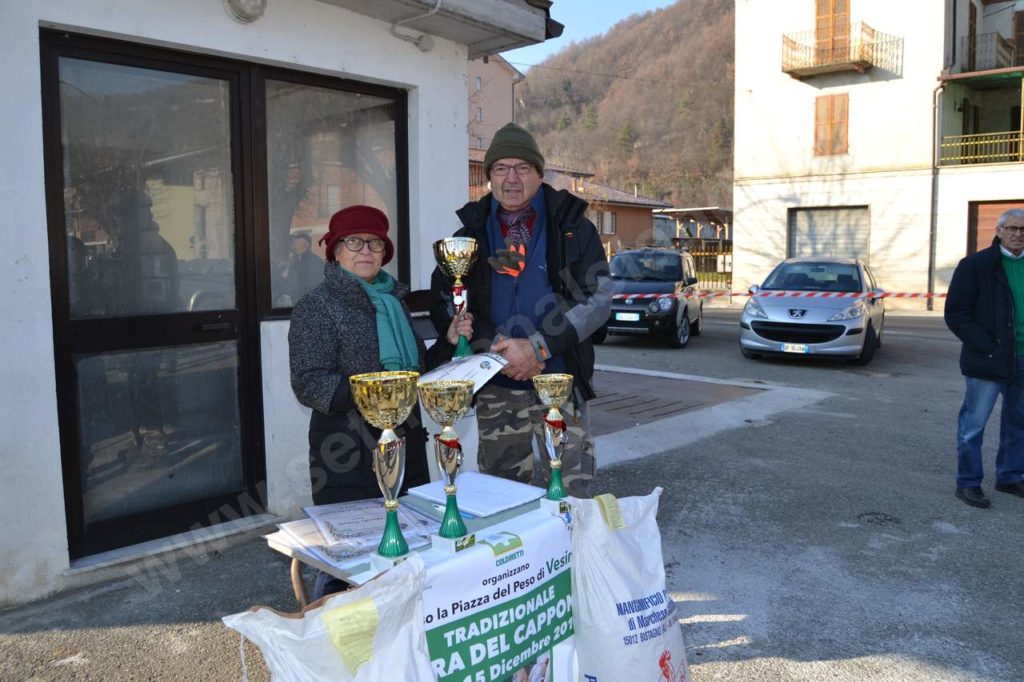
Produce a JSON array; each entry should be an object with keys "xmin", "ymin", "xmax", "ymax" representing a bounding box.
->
[
  {"xmin": 668, "ymin": 312, "xmax": 691, "ymax": 348},
  {"xmin": 849, "ymin": 324, "xmax": 877, "ymax": 366},
  {"xmin": 592, "ymin": 324, "xmax": 607, "ymax": 345},
  {"xmin": 875, "ymin": 315, "xmax": 884, "ymax": 348},
  {"xmin": 741, "ymin": 348, "xmax": 761, "ymax": 360},
  {"xmin": 691, "ymin": 303, "xmax": 703, "ymax": 336}
]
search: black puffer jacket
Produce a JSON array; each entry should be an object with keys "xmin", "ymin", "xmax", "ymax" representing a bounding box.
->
[
  {"xmin": 429, "ymin": 185, "xmax": 610, "ymax": 400},
  {"xmin": 945, "ymin": 238, "xmax": 1018, "ymax": 382},
  {"xmin": 289, "ymin": 262, "xmax": 430, "ymax": 504}
]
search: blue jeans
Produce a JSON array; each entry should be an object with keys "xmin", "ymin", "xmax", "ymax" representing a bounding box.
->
[
  {"xmin": 956, "ymin": 358, "xmax": 1024, "ymax": 488},
  {"xmin": 311, "ymin": 569, "xmax": 348, "ymax": 602}
]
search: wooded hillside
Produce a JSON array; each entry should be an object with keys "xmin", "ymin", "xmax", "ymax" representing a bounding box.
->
[{"xmin": 514, "ymin": 0, "xmax": 734, "ymax": 207}]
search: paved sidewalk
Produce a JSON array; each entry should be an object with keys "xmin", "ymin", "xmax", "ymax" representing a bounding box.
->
[{"xmin": 0, "ymin": 369, "xmax": 818, "ymax": 681}]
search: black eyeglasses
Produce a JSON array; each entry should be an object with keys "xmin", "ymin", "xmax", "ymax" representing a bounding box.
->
[
  {"xmin": 1000, "ymin": 225, "xmax": 1024, "ymax": 235},
  {"xmin": 341, "ymin": 236, "xmax": 386, "ymax": 253},
  {"xmin": 491, "ymin": 163, "xmax": 535, "ymax": 178}
]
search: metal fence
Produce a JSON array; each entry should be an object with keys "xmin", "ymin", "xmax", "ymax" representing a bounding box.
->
[
  {"xmin": 963, "ymin": 32, "xmax": 1014, "ymax": 71},
  {"xmin": 781, "ymin": 22, "xmax": 903, "ymax": 76},
  {"xmin": 939, "ymin": 131, "xmax": 1024, "ymax": 165},
  {"xmin": 677, "ymin": 238, "xmax": 732, "ymax": 290}
]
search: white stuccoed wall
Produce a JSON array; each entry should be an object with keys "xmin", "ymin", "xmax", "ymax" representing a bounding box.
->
[
  {"xmin": 0, "ymin": 0, "xmax": 470, "ymax": 604},
  {"xmin": 730, "ymin": 0, "xmax": 1017, "ymax": 308},
  {"xmin": 935, "ymin": 168, "xmax": 1024, "ymax": 286},
  {"xmin": 733, "ymin": 171, "xmax": 935, "ymax": 295}
]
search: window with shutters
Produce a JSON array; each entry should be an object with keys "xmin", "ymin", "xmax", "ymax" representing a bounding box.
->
[
  {"xmin": 814, "ymin": 93, "xmax": 849, "ymax": 156},
  {"xmin": 815, "ymin": 0, "xmax": 850, "ymax": 65}
]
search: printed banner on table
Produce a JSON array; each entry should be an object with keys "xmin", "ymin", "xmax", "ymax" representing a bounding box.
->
[{"xmin": 422, "ymin": 510, "xmax": 575, "ymax": 682}]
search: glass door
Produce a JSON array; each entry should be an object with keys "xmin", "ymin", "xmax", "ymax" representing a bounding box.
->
[{"xmin": 42, "ymin": 36, "xmax": 264, "ymax": 557}]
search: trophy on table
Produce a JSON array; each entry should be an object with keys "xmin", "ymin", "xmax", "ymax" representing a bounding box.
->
[
  {"xmin": 417, "ymin": 379, "xmax": 475, "ymax": 545},
  {"xmin": 532, "ymin": 373, "xmax": 574, "ymax": 503},
  {"xmin": 433, "ymin": 237, "xmax": 478, "ymax": 358},
  {"xmin": 349, "ymin": 371, "xmax": 420, "ymax": 565}
]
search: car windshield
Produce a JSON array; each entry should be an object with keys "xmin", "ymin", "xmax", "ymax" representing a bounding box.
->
[
  {"xmin": 609, "ymin": 252, "xmax": 682, "ymax": 282},
  {"xmin": 762, "ymin": 262, "xmax": 862, "ymax": 292}
]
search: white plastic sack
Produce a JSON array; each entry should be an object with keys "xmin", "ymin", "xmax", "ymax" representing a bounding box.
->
[
  {"xmin": 570, "ymin": 488, "xmax": 690, "ymax": 682},
  {"xmin": 222, "ymin": 554, "xmax": 436, "ymax": 682}
]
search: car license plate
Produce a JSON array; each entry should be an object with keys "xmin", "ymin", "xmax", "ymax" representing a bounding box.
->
[
  {"xmin": 615, "ymin": 312, "xmax": 640, "ymax": 322},
  {"xmin": 781, "ymin": 343, "xmax": 809, "ymax": 354}
]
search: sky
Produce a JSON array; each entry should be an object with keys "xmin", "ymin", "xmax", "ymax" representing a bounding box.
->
[{"xmin": 501, "ymin": 0, "xmax": 678, "ymax": 71}]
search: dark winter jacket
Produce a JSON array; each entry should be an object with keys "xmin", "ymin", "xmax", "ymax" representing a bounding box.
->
[
  {"xmin": 289, "ymin": 262, "xmax": 430, "ymax": 504},
  {"xmin": 945, "ymin": 238, "xmax": 1018, "ymax": 382},
  {"xmin": 283, "ymin": 249, "xmax": 324, "ymax": 304},
  {"xmin": 429, "ymin": 184, "xmax": 612, "ymax": 400}
]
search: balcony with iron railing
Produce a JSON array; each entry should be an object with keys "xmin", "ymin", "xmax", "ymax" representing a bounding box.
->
[
  {"xmin": 782, "ymin": 22, "xmax": 903, "ymax": 79},
  {"xmin": 939, "ymin": 131, "xmax": 1024, "ymax": 166},
  {"xmin": 962, "ymin": 32, "xmax": 1016, "ymax": 72}
]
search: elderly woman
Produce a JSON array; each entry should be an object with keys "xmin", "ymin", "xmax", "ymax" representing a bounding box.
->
[
  {"xmin": 289, "ymin": 205, "xmax": 470, "ymax": 597},
  {"xmin": 289, "ymin": 204, "xmax": 471, "ymax": 503}
]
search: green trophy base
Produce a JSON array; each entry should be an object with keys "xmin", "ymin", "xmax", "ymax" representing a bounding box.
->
[
  {"xmin": 539, "ymin": 497, "xmax": 571, "ymax": 516},
  {"xmin": 438, "ymin": 493, "xmax": 469, "ymax": 539},
  {"xmin": 546, "ymin": 467, "xmax": 568, "ymax": 501},
  {"xmin": 377, "ymin": 508, "xmax": 409, "ymax": 557},
  {"xmin": 454, "ymin": 335, "xmax": 472, "ymax": 358},
  {"xmin": 431, "ymin": 531, "xmax": 476, "ymax": 554}
]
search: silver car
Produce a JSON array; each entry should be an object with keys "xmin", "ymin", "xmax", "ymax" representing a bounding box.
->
[{"xmin": 739, "ymin": 258, "xmax": 885, "ymax": 365}]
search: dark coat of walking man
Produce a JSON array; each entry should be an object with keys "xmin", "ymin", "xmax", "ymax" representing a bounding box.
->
[
  {"xmin": 429, "ymin": 122, "xmax": 612, "ymax": 497},
  {"xmin": 945, "ymin": 208, "xmax": 1024, "ymax": 508}
]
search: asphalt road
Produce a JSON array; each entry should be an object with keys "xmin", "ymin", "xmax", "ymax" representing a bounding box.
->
[
  {"xmin": 1, "ymin": 309, "xmax": 1021, "ymax": 681},
  {"xmin": 596, "ymin": 308, "xmax": 1024, "ymax": 681}
]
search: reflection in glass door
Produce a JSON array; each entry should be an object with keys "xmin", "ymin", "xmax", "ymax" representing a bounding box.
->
[
  {"xmin": 264, "ymin": 78, "xmax": 399, "ymax": 310},
  {"xmin": 43, "ymin": 37, "xmax": 263, "ymax": 557}
]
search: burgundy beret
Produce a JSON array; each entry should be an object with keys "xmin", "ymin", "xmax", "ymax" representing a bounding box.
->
[{"xmin": 319, "ymin": 205, "xmax": 394, "ymax": 266}]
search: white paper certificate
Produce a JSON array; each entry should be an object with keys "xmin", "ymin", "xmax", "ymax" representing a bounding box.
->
[{"xmin": 418, "ymin": 352, "xmax": 507, "ymax": 393}]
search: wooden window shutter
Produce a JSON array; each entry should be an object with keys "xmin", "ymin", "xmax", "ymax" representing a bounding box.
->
[
  {"xmin": 814, "ymin": 94, "xmax": 849, "ymax": 155},
  {"xmin": 832, "ymin": 0, "xmax": 850, "ymax": 60},
  {"xmin": 815, "ymin": 0, "xmax": 832, "ymax": 64},
  {"xmin": 1015, "ymin": 11, "xmax": 1024, "ymax": 66},
  {"xmin": 832, "ymin": 93, "xmax": 849, "ymax": 154},
  {"xmin": 816, "ymin": 0, "xmax": 850, "ymax": 64},
  {"xmin": 968, "ymin": 2, "xmax": 977, "ymax": 71},
  {"xmin": 814, "ymin": 96, "xmax": 831, "ymax": 155}
]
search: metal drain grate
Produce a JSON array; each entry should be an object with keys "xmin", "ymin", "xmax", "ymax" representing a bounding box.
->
[{"xmin": 587, "ymin": 370, "xmax": 762, "ymax": 437}]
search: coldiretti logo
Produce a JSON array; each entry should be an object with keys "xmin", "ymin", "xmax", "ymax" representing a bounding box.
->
[{"xmin": 479, "ymin": 531, "xmax": 523, "ymax": 560}]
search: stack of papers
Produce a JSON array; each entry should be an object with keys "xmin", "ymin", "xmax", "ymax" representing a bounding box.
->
[
  {"xmin": 274, "ymin": 499, "xmax": 438, "ymax": 573},
  {"xmin": 407, "ymin": 472, "xmax": 546, "ymax": 518},
  {"xmin": 418, "ymin": 352, "xmax": 507, "ymax": 393}
]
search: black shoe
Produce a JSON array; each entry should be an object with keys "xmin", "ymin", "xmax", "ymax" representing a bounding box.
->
[
  {"xmin": 995, "ymin": 481, "xmax": 1024, "ymax": 498},
  {"xmin": 956, "ymin": 486, "xmax": 992, "ymax": 508}
]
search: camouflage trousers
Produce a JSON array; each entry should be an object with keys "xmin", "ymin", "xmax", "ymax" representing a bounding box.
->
[{"xmin": 476, "ymin": 384, "xmax": 596, "ymax": 499}]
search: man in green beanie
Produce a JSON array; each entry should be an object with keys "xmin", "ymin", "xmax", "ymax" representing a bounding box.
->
[{"xmin": 429, "ymin": 122, "xmax": 612, "ymax": 498}]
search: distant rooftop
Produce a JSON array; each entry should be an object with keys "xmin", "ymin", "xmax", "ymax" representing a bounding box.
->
[{"xmin": 544, "ymin": 168, "xmax": 671, "ymax": 209}]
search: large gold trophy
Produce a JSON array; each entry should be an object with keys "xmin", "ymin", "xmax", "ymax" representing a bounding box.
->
[
  {"xmin": 433, "ymin": 237, "xmax": 478, "ymax": 358},
  {"xmin": 417, "ymin": 379, "xmax": 475, "ymax": 539},
  {"xmin": 349, "ymin": 371, "xmax": 420, "ymax": 558},
  {"xmin": 532, "ymin": 374, "xmax": 574, "ymax": 501}
]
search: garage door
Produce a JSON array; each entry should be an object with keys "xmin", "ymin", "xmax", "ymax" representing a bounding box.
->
[
  {"xmin": 969, "ymin": 200, "xmax": 1024, "ymax": 253},
  {"xmin": 788, "ymin": 206, "xmax": 870, "ymax": 262}
]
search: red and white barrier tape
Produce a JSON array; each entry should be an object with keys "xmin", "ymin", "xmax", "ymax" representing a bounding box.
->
[{"xmin": 612, "ymin": 291, "xmax": 947, "ymax": 301}]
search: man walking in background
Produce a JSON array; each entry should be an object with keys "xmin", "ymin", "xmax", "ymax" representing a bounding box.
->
[
  {"xmin": 429, "ymin": 122, "xmax": 612, "ymax": 497},
  {"xmin": 945, "ymin": 208, "xmax": 1024, "ymax": 508}
]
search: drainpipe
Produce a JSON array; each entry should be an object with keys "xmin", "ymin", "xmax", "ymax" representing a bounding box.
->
[
  {"xmin": 929, "ymin": 82, "xmax": 944, "ymax": 312},
  {"xmin": 390, "ymin": 0, "xmax": 443, "ymax": 52}
]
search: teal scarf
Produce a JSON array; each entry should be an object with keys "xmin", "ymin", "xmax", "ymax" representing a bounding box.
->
[{"xmin": 344, "ymin": 268, "xmax": 420, "ymax": 371}]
